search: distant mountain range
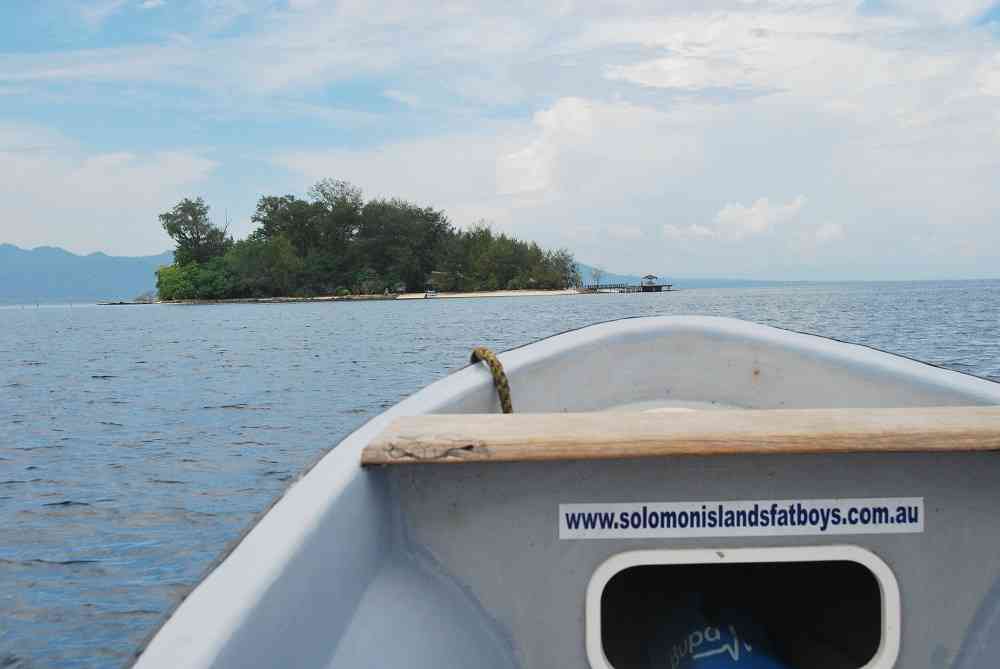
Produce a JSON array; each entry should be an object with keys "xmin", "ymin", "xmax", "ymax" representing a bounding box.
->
[
  {"xmin": 0, "ymin": 244, "xmax": 173, "ymax": 303},
  {"xmin": 574, "ymin": 263, "xmax": 791, "ymax": 289}
]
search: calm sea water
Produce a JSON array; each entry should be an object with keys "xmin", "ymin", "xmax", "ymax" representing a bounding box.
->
[{"xmin": 2, "ymin": 282, "xmax": 999, "ymax": 667}]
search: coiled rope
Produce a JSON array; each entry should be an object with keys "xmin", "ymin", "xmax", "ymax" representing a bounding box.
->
[{"xmin": 470, "ymin": 347, "xmax": 513, "ymax": 414}]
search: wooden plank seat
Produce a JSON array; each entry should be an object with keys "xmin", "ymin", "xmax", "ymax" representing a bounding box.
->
[{"xmin": 361, "ymin": 406, "xmax": 1000, "ymax": 465}]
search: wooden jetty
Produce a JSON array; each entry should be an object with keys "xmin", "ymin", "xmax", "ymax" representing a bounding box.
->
[
  {"xmin": 583, "ymin": 273, "xmax": 672, "ymax": 293},
  {"xmin": 583, "ymin": 282, "xmax": 673, "ymax": 293}
]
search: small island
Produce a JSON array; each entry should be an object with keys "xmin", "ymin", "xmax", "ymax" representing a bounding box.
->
[{"xmin": 155, "ymin": 180, "xmax": 580, "ymax": 301}]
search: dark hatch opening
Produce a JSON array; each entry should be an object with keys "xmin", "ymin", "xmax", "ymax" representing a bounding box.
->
[{"xmin": 600, "ymin": 561, "xmax": 882, "ymax": 668}]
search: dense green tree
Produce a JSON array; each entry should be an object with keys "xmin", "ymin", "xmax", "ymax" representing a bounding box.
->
[
  {"xmin": 159, "ymin": 197, "xmax": 232, "ymax": 265},
  {"xmin": 551, "ymin": 249, "xmax": 582, "ymax": 288},
  {"xmin": 251, "ymin": 195, "xmax": 325, "ymax": 258},
  {"xmin": 298, "ymin": 253, "xmax": 340, "ymax": 295},
  {"xmin": 224, "ymin": 235, "xmax": 303, "ymax": 298},
  {"xmin": 156, "ymin": 182, "xmax": 578, "ymax": 300},
  {"xmin": 357, "ymin": 199, "xmax": 451, "ymax": 292},
  {"xmin": 309, "ymin": 179, "xmax": 364, "ymax": 254},
  {"xmin": 155, "ymin": 263, "xmax": 196, "ymax": 300},
  {"xmin": 155, "ymin": 258, "xmax": 233, "ymax": 300}
]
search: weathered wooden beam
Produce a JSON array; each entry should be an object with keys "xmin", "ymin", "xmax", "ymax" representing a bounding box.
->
[{"xmin": 361, "ymin": 406, "xmax": 1000, "ymax": 465}]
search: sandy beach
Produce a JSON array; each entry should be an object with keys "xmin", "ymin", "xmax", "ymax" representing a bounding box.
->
[
  {"xmin": 396, "ymin": 288, "xmax": 581, "ymax": 300},
  {"xmin": 129, "ymin": 288, "xmax": 585, "ymax": 305}
]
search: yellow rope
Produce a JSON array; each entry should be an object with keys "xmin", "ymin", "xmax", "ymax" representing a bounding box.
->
[{"xmin": 470, "ymin": 347, "xmax": 513, "ymax": 414}]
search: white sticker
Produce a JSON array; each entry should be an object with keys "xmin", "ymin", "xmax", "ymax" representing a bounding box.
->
[{"xmin": 559, "ymin": 497, "xmax": 924, "ymax": 539}]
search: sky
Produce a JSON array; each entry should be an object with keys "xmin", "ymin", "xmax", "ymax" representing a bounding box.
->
[{"xmin": 0, "ymin": 1, "xmax": 998, "ymax": 279}]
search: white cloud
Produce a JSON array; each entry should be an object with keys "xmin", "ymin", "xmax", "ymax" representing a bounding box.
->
[
  {"xmin": 0, "ymin": 122, "xmax": 67, "ymax": 151},
  {"xmin": 498, "ymin": 96, "xmax": 702, "ymax": 201},
  {"xmin": 6, "ymin": 3, "xmax": 993, "ymax": 121},
  {"xmin": 899, "ymin": 1, "xmax": 996, "ymax": 24},
  {"xmin": 80, "ymin": 0, "xmax": 169, "ymax": 23},
  {"xmin": 607, "ymin": 55, "xmax": 756, "ymax": 91},
  {"xmin": 382, "ymin": 89, "xmax": 421, "ymax": 108},
  {"xmin": 663, "ymin": 223, "xmax": 718, "ymax": 240},
  {"xmin": 814, "ymin": 222, "xmax": 845, "ymax": 244},
  {"xmin": 661, "ymin": 197, "xmax": 806, "ymax": 242},
  {"xmin": 198, "ymin": 0, "xmax": 261, "ymax": 32},
  {"xmin": 79, "ymin": 0, "xmax": 130, "ymax": 26},
  {"xmin": 0, "ymin": 46, "xmax": 193, "ymax": 85},
  {"xmin": 275, "ymin": 130, "xmax": 511, "ymax": 219},
  {"xmin": 715, "ymin": 196, "xmax": 805, "ymax": 239},
  {"xmin": 606, "ymin": 224, "xmax": 643, "ymax": 241},
  {"xmin": 0, "ymin": 123, "xmax": 217, "ymax": 254},
  {"xmin": 497, "ymin": 97, "xmax": 597, "ymax": 196},
  {"xmin": 977, "ymin": 55, "xmax": 1000, "ymax": 96}
]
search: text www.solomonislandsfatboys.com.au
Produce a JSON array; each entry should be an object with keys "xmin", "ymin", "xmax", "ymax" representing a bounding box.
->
[{"xmin": 559, "ymin": 498, "xmax": 924, "ymax": 539}]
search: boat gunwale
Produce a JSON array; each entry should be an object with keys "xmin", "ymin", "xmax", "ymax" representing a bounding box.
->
[{"xmin": 362, "ymin": 406, "xmax": 1000, "ymax": 465}]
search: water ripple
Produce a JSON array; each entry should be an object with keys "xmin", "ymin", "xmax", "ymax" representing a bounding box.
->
[{"xmin": 2, "ymin": 282, "xmax": 999, "ymax": 666}]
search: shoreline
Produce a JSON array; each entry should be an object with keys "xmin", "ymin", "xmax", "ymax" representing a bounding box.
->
[
  {"xmin": 104, "ymin": 288, "xmax": 588, "ymax": 305},
  {"xmin": 396, "ymin": 288, "xmax": 581, "ymax": 300},
  {"xmin": 165, "ymin": 294, "xmax": 397, "ymax": 305},
  {"xmin": 100, "ymin": 287, "xmax": 685, "ymax": 305}
]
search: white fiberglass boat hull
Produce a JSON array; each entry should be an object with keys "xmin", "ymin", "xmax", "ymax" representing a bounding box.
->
[{"xmin": 134, "ymin": 317, "xmax": 1000, "ymax": 669}]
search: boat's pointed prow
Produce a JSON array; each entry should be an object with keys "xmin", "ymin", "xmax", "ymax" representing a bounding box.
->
[{"xmin": 134, "ymin": 317, "xmax": 1000, "ymax": 669}]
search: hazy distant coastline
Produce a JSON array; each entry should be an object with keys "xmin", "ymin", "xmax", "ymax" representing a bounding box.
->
[
  {"xmin": 0, "ymin": 244, "xmax": 171, "ymax": 304},
  {"xmin": 0, "ymin": 242, "xmax": 863, "ymax": 305}
]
